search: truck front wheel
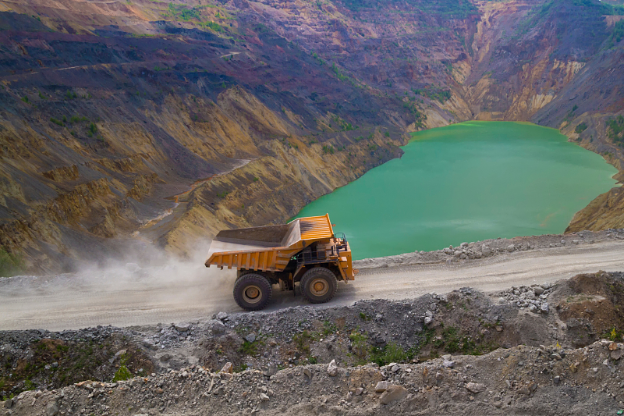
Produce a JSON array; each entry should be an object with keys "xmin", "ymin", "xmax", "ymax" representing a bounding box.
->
[
  {"xmin": 233, "ymin": 274, "xmax": 272, "ymax": 311},
  {"xmin": 301, "ymin": 267, "xmax": 337, "ymax": 304}
]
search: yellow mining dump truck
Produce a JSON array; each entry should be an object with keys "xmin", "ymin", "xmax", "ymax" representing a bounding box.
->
[{"xmin": 205, "ymin": 214, "xmax": 358, "ymax": 310}]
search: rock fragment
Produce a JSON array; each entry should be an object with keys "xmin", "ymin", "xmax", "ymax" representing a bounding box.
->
[
  {"xmin": 327, "ymin": 359, "xmax": 338, "ymax": 377},
  {"xmin": 379, "ymin": 385, "xmax": 408, "ymax": 405},
  {"xmin": 220, "ymin": 362, "xmax": 233, "ymax": 374},
  {"xmin": 174, "ymin": 323, "xmax": 190, "ymax": 332},
  {"xmin": 465, "ymin": 382, "xmax": 486, "ymax": 394},
  {"xmin": 375, "ymin": 381, "xmax": 390, "ymax": 393},
  {"xmin": 46, "ymin": 401, "xmax": 59, "ymax": 416}
]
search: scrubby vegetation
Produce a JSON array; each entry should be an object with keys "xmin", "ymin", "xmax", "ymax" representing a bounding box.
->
[
  {"xmin": 607, "ymin": 115, "xmax": 624, "ymax": 146},
  {"xmin": 338, "ymin": 0, "xmax": 477, "ymax": 18},
  {"xmin": 574, "ymin": 122, "xmax": 588, "ymax": 134},
  {"xmin": 0, "ymin": 249, "xmax": 23, "ymax": 277},
  {"xmin": 402, "ymin": 100, "xmax": 427, "ymax": 128},
  {"xmin": 50, "ymin": 117, "xmax": 64, "ymax": 127},
  {"xmin": 411, "ymin": 86, "xmax": 452, "ymax": 103},
  {"xmin": 0, "ymin": 337, "xmax": 152, "ymax": 400},
  {"xmin": 609, "ymin": 20, "xmax": 624, "ymax": 48}
]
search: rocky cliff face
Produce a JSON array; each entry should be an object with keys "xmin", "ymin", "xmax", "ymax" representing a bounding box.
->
[{"xmin": 0, "ymin": 0, "xmax": 622, "ymax": 272}]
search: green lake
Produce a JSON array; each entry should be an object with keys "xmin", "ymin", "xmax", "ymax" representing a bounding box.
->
[{"xmin": 295, "ymin": 121, "xmax": 618, "ymax": 260}]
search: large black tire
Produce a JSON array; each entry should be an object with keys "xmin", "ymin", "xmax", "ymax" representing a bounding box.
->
[
  {"xmin": 300, "ymin": 267, "xmax": 337, "ymax": 304},
  {"xmin": 233, "ymin": 274, "xmax": 272, "ymax": 311}
]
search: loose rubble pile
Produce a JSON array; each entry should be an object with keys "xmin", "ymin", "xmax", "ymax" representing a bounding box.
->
[
  {"xmin": 497, "ymin": 283, "xmax": 555, "ymax": 313},
  {"xmin": 2, "ymin": 271, "xmax": 624, "ymax": 415},
  {"xmin": 3, "ymin": 339, "xmax": 624, "ymax": 415},
  {"xmin": 355, "ymin": 228, "xmax": 624, "ymax": 269}
]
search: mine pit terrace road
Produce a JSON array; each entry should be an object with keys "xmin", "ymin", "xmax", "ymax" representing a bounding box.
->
[{"xmin": 1, "ymin": 241, "xmax": 624, "ymax": 331}]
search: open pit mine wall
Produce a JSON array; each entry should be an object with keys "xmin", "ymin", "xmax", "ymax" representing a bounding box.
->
[
  {"xmin": 0, "ymin": 5, "xmax": 416, "ymax": 272},
  {"xmin": 0, "ymin": 0, "xmax": 623, "ymax": 272}
]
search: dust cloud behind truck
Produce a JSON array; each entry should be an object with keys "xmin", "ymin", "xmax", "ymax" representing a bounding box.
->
[{"xmin": 205, "ymin": 214, "xmax": 357, "ymax": 310}]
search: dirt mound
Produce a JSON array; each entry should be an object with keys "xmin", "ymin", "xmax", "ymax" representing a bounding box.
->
[
  {"xmin": 551, "ymin": 271, "xmax": 624, "ymax": 346},
  {"xmin": 2, "ymin": 340, "xmax": 624, "ymax": 415}
]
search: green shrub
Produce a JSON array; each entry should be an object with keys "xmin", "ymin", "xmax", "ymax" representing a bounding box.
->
[
  {"xmin": 606, "ymin": 327, "xmax": 623, "ymax": 341},
  {"xmin": 348, "ymin": 331, "xmax": 369, "ymax": 360},
  {"xmin": 370, "ymin": 342, "xmax": 412, "ymax": 366},
  {"xmin": 200, "ymin": 21, "xmax": 223, "ymax": 32},
  {"xmin": 322, "ymin": 320, "xmax": 337, "ymax": 335},
  {"xmin": 21, "ymin": 96, "xmax": 29, "ymax": 103},
  {"xmin": 293, "ymin": 330, "xmax": 314, "ymax": 354},
  {"xmin": 574, "ymin": 122, "xmax": 588, "ymax": 134},
  {"xmin": 238, "ymin": 340, "xmax": 259, "ymax": 356},
  {"xmin": 24, "ymin": 379, "xmax": 35, "ymax": 391},
  {"xmin": 607, "ymin": 115, "xmax": 624, "ymax": 145},
  {"xmin": 330, "ymin": 63, "xmax": 349, "ymax": 82},
  {"xmin": 70, "ymin": 115, "xmax": 88, "ymax": 124},
  {"xmin": 112, "ymin": 365, "xmax": 132, "ymax": 382},
  {"xmin": 359, "ymin": 312, "xmax": 371, "ymax": 321},
  {"xmin": 50, "ymin": 117, "xmax": 64, "ymax": 127},
  {"xmin": 411, "ymin": 86, "xmax": 452, "ymax": 103},
  {"xmin": 608, "ymin": 20, "xmax": 624, "ymax": 48}
]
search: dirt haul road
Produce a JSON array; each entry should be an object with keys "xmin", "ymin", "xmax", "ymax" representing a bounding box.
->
[{"xmin": 1, "ymin": 240, "xmax": 624, "ymax": 331}]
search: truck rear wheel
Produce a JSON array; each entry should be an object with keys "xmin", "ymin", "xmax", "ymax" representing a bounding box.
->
[
  {"xmin": 301, "ymin": 267, "xmax": 337, "ymax": 304},
  {"xmin": 233, "ymin": 274, "xmax": 272, "ymax": 311}
]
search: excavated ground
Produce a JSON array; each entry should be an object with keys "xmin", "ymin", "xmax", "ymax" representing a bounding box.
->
[{"xmin": 2, "ymin": 270, "xmax": 624, "ymax": 415}]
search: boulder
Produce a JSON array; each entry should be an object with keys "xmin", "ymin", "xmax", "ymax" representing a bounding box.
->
[
  {"xmin": 46, "ymin": 402, "xmax": 59, "ymax": 416},
  {"xmin": 375, "ymin": 381, "xmax": 390, "ymax": 393},
  {"xmin": 465, "ymin": 382, "xmax": 486, "ymax": 394},
  {"xmin": 206, "ymin": 320, "xmax": 226, "ymax": 335},
  {"xmin": 327, "ymin": 359, "xmax": 338, "ymax": 377},
  {"xmin": 380, "ymin": 385, "xmax": 408, "ymax": 405},
  {"xmin": 174, "ymin": 323, "xmax": 191, "ymax": 332},
  {"xmin": 220, "ymin": 362, "xmax": 233, "ymax": 374}
]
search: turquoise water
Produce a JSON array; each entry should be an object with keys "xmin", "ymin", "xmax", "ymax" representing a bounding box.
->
[{"xmin": 295, "ymin": 121, "xmax": 618, "ymax": 260}]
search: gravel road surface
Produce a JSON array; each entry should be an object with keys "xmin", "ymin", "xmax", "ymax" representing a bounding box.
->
[{"xmin": 1, "ymin": 237, "xmax": 623, "ymax": 331}]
